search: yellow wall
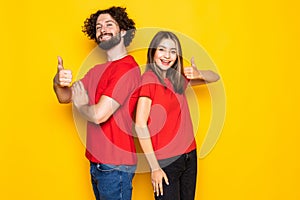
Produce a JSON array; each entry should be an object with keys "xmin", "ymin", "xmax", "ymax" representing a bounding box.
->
[{"xmin": 1, "ymin": 0, "xmax": 300, "ymax": 199}]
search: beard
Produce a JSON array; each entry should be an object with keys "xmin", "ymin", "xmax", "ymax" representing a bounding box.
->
[{"xmin": 97, "ymin": 33, "xmax": 122, "ymax": 50}]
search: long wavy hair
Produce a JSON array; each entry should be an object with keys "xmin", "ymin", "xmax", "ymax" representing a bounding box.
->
[
  {"xmin": 82, "ymin": 6, "xmax": 136, "ymax": 47},
  {"xmin": 146, "ymin": 31, "xmax": 185, "ymax": 94}
]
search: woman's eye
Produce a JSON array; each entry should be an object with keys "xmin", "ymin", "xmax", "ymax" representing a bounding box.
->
[{"xmin": 171, "ymin": 50, "xmax": 177, "ymax": 54}]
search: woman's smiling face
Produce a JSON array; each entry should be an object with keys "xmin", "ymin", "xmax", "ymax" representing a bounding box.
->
[{"xmin": 153, "ymin": 38, "xmax": 178, "ymax": 71}]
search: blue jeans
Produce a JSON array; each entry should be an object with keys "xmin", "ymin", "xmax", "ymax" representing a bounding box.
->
[
  {"xmin": 90, "ymin": 162, "xmax": 136, "ymax": 200},
  {"xmin": 155, "ymin": 150, "xmax": 197, "ymax": 200}
]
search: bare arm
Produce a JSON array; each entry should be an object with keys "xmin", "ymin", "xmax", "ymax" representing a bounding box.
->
[
  {"xmin": 135, "ymin": 97, "xmax": 169, "ymax": 196},
  {"xmin": 53, "ymin": 56, "xmax": 73, "ymax": 103},
  {"xmin": 184, "ymin": 57, "xmax": 220, "ymax": 86},
  {"xmin": 72, "ymin": 81, "xmax": 120, "ymax": 124},
  {"xmin": 53, "ymin": 56, "xmax": 119, "ymax": 123}
]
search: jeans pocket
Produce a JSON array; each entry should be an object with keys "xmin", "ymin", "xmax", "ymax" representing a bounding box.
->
[{"xmin": 96, "ymin": 163, "xmax": 119, "ymax": 172}]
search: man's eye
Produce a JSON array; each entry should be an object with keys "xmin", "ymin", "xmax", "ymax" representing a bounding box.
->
[
  {"xmin": 96, "ymin": 26, "xmax": 101, "ymax": 30},
  {"xmin": 106, "ymin": 23, "xmax": 113, "ymax": 27}
]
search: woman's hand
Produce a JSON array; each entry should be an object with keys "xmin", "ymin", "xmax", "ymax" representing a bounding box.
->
[
  {"xmin": 151, "ymin": 168, "xmax": 169, "ymax": 196},
  {"xmin": 184, "ymin": 57, "xmax": 220, "ymax": 85},
  {"xmin": 184, "ymin": 57, "xmax": 204, "ymax": 80}
]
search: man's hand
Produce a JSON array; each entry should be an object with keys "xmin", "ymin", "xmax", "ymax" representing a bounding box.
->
[
  {"xmin": 54, "ymin": 56, "xmax": 73, "ymax": 87},
  {"xmin": 72, "ymin": 81, "xmax": 89, "ymax": 109}
]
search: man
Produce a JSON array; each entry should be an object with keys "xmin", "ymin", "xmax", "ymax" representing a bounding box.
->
[{"xmin": 53, "ymin": 6, "xmax": 141, "ymax": 200}]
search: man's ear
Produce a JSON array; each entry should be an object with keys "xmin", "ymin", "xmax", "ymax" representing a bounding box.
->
[{"xmin": 120, "ymin": 30, "xmax": 126, "ymax": 37}]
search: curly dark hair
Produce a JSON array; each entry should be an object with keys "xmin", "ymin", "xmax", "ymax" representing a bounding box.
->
[{"xmin": 82, "ymin": 6, "xmax": 136, "ymax": 47}]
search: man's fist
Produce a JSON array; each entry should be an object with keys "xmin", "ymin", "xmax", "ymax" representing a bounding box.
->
[{"xmin": 54, "ymin": 56, "xmax": 73, "ymax": 87}]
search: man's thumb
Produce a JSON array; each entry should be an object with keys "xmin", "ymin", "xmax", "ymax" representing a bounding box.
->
[{"xmin": 57, "ymin": 56, "xmax": 64, "ymax": 71}]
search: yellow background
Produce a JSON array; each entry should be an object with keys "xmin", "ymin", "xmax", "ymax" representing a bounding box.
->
[{"xmin": 1, "ymin": 0, "xmax": 300, "ymax": 199}]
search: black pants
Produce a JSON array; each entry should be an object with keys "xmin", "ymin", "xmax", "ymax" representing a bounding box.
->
[{"xmin": 155, "ymin": 149, "xmax": 197, "ymax": 200}]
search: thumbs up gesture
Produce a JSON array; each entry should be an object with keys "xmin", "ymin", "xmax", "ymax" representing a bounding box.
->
[
  {"xmin": 54, "ymin": 56, "xmax": 73, "ymax": 87},
  {"xmin": 184, "ymin": 57, "xmax": 204, "ymax": 80}
]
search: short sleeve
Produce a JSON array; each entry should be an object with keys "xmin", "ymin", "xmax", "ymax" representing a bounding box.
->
[
  {"xmin": 139, "ymin": 72, "xmax": 159, "ymax": 99},
  {"xmin": 102, "ymin": 63, "xmax": 140, "ymax": 105},
  {"xmin": 80, "ymin": 68, "xmax": 92, "ymax": 89}
]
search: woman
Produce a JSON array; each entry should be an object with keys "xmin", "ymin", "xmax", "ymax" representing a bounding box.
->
[{"xmin": 135, "ymin": 31, "xmax": 220, "ymax": 200}]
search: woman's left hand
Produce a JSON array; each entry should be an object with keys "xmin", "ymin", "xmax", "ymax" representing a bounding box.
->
[{"xmin": 184, "ymin": 57, "xmax": 204, "ymax": 80}]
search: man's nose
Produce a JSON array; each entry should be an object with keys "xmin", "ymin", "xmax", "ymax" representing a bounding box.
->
[{"xmin": 100, "ymin": 26, "xmax": 107, "ymax": 33}]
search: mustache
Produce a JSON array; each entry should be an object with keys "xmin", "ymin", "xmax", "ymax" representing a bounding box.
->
[{"xmin": 98, "ymin": 33, "xmax": 113, "ymax": 41}]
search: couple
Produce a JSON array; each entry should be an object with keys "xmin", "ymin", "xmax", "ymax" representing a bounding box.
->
[{"xmin": 53, "ymin": 6, "xmax": 219, "ymax": 200}]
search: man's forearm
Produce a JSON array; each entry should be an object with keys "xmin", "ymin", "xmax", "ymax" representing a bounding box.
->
[
  {"xmin": 77, "ymin": 104, "xmax": 99, "ymax": 124},
  {"xmin": 77, "ymin": 104, "xmax": 110, "ymax": 124},
  {"xmin": 53, "ymin": 81, "xmax": 72, "ymax": 103}
]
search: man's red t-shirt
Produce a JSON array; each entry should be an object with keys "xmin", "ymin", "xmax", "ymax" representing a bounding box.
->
[
  {"xmin": 81, "ymin": 55, "xmax": 141, "ymax": 165},
  {"xmin": 138, "ymin": 70, "xmax": 196, "ymax": 160}
]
